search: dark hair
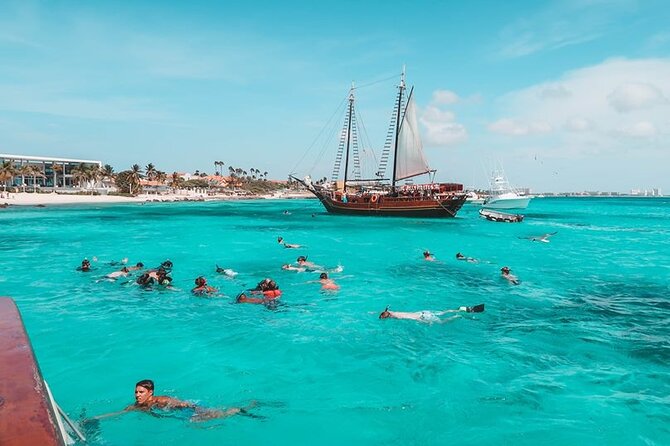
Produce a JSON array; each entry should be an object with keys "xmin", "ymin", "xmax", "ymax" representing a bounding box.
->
[
  {"xmin": 121, "ymin": 267, "xmax": 129, "ymax": 272},
  {"xmin": 423, "ymin": 251, "xmax": 431, "ymax": 257},
  {"xmin": 136, "ymin": 262, "xmax": 144, "ymax": 267},
  {"xmin": 195, "ymin": 276, "xmax": 206, "ymax": 286},
  {"xmin": 297, "ymin": 256, "xmax": 307, "ymax": 262},
  {"xmin": 319, "ymin": 273, "xmax": 327, "ymax": 279},
  {"xmin": 136, "ymin": 379, "xmax": 154, "ymax": 391}
]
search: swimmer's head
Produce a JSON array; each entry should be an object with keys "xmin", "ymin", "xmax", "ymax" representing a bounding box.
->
[
  {"xmin": 501, "ymin": 266, "xmax": 510, "ymax": 274},
  {"xmin": 195, "ymin": 276, "xmax": 206, "ymax": 287},
  {"xmin": 267, "ymin": 280, "xmax": 278, "ymax": 290},
  {"xmin": 379, "ymin": 306, "xmax": 391, "ymax": 319},
  {"xmin": 136, "ymin": 262, "xmax": 144, "ymax": 268},
  {"xmin": 135, "ymin": 379, "xmax": 154, "ymax": 404},
  {"xmin": 319, "ymin": 273, "xmax": 328, "ymax": 280},
  {"xmin": 282, "ymin": 264, "xmax": 290, "ymax": 270},
  {"xmin": 456, "ymin": 253, "xmax": 464, "ymax": 258},
  {"xmin": 423, "ymin": 251, "xmax": 431, "ymax": 258},
  {"xmin": 277, "ymin": 237, "xmax": 283, "ymax": 243},
  {"xmin": 121, "ymin": 267, "xmax": 129, "ymax": 272},
  {"xmin": 297, "ymin": 256, "xmax": 307, "ymax": 263},
  {"xmin": 161, "ymin": 260, "xmax": 173, "ymax": 269}
]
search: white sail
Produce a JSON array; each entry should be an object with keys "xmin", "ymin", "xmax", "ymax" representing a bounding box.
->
[{"xmin": 395, "ymin": 92, "xmax": 431, "ymax": 181}]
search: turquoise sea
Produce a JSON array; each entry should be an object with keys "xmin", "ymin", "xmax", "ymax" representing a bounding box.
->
[{"xmin": 1, "ymin": 197, "xmax": 669, "ymax": 445}]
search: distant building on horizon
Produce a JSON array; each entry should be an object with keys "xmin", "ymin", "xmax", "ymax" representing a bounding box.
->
[{"xmin": 0, "ymin": 153, "xmax": 102, "ymax": 188}]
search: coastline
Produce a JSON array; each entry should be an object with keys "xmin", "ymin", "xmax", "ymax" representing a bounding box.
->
[{"xmin": 0, "ymin": 191, "xmax": 315, "ymax": 207}]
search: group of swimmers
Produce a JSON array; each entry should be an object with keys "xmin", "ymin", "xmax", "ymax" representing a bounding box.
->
[{"xmin": 422, "ymin": 250, "xmax": 520, "ymax": 286}]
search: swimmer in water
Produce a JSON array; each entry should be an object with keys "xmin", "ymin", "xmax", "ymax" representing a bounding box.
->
[
  {"xmin": 105, "ymin": 267, "xmax": 130, "ymax": 280},
  {"xmin": 423, "ymin": 251, "xmax": 435, "ymax": 262},
  {"xmin": 282, "ymin": 264, "xmax": 306, "ymax": 272},
  {"xmin": 237, "ymin": 279, "xmax": 281, "ymax": 304},
  {"xmin": 316, "ymin": 272, "xmax": 339, "ymax": 291},
  {"xmin": 215, "ymin": 265, "xmax": 238, "ymax": 277},
  {"xmin": 192, "ymin": 276, "xmax": 218, "ymax": 295},
  {"xmin": 500, "ymin": 266, "xmax": 520, "ymax": 285},
  {"xmin": 518, "ymin": 232, "xmax": 558, "ymax": 243},
  {"xmin": 296, "ymin": 255, "xmax": 321, "ymax": 270},
  {"xmin": 456, "ymin": 252, "xmax": 479, "ymax": 263},
  {"xmin": 91, "ymin": 379, "xmax": 260, "ymax": 423},
  {"xmin": 379, "ymin": 304, "xmax": 485, "ymax": 323},
  {"xmin": 127, "ymin": 262, "xmax": 144, "ymax": 272},
  {"xmin": 77, "ymin": 259, "xmax": 91, "ymax": 272},
  {"xmin": 277, "ymin": 236, "xmax": 302, "ymax": 249}
]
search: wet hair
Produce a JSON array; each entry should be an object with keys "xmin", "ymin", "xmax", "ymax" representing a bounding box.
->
[
  {"xmin": 379, "ymin": 306, "xmax": 391, "ymax": 319},
  {"xmin": 501, "ymin": 267, "xmax": 510, "ymax": 273},
  {"xmin": 121, "ymin": 267, "xmax": 129, "ymax": 272},
  {"xmin": 267, "ymin": 280, "xmax": 278, "ymax": 290},
  {"xmin": 456, "ymin": 253, "xmax": 464, "ymax": 258},
  {"xmin": 136, "ymin": 262, "xmax": 144, "ymax": 267},
  {"xmin": 195, "ymin": 276, "xmax": 206, "ymax": 287},
  {"xmin": 319, "ymin": 273, "xmax": 328, "ymax": 280},
  {"xmin": 297, "ymin": 256, "xmax": 307, "ymax": 262},
  {"xmin": 423, "ymin": 251, "xmax": 431, "ymax": 258},
  {"xmin": 277, "ymin": 237, "xmax": 283, "ymax": 242},
  {"xmin": 136, "ymin": 379, "xmax": 154, "ymax": 392},
  {"xmin": 82, "ymin": 259, "xmax": 90, "ymax": 265},
  {"xmin": 161, "ymin": 260, "xmax": 173, "ymax": 269}
]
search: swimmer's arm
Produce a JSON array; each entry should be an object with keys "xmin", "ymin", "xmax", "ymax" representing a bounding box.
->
[{"xmin": 156, "ymin": 396, "xmax": 197, "ymax": 409}]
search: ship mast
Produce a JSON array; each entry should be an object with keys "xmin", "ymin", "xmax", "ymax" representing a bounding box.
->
[
  {"xmin": 391, "ymin": 67, "xmax": 406, "ymax": 191},
  {"xmin": 343, "ymin": 83, "xmax": 354, "ymax": 192}
]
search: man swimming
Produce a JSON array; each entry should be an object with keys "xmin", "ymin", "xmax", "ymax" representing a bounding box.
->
[
  {"xmin": 105, "ymin": 267, "xmax": 130, "ymax": 280},
  {"xmin": 277, "ymin": 237, "xmax": 302, "ymax": 249},
  {"xmin": 423, "ymin": 251, "xmax": 435, "ymax": 261},
  {"xmin": 216, "ymin": 265, "xmax": 238, "ymax": 277},
  {"xmin": 456, "ymin": 252, "xmax": 478, "ymax": 263},
  {"xmin": 192, "ymin": 276, "xmax": 218, "ymax": 295},
  {"xmin": 379, "ymin": 304, "xmax": 485, "ymax": 323},
  {"xmin": 282, "ymin": 264, "xmax": 306, "ymax": 272},
  {"xmin": 296, "ymin": 255, "xmax": 322, "ymax": 271},
  {"xmin": 315, "ymin": 272, "xmax": 339, "ymax": 290},
  {"xmin": 77, "ymin": 258, "xmax": 91, "ymax": 272},
  {"xmin": 92, "ymin": 379, "xmax": 260, "ymax": 423},
  {"xmin": 500, "ymin": 266, "xmax": 520, "ymax": 285}
]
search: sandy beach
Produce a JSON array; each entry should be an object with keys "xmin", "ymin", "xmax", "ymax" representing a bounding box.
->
[{"xmin": 0, "ymin": 191, "xmax": 314, "ymax": 207}]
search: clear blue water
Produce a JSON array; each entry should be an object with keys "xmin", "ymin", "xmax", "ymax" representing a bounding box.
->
[{"xmin": 1, "ymin": 198, "xmax": 669, "ymax": 445}]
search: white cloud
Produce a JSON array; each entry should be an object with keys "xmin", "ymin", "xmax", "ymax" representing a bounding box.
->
[
  {"xmin": 616, "ymin": 121, "xmax": 657, "ymax": 138},
  {"xmin": 564, "ymin": 117, "xmax": 594, "ymax": 132},
  {"xmin": 431, "ymin": 90, "xmax": 459, "ymax": 105},
  {"xmin": 488, "ymin": 118, "xmax": 552, "ymax": 136},
  {"xmin": 420, "ymin": 105, "xmax": 467, "ymax": 146},
  {"xmin": 607, "ymin": 82, "xmax": 668, "ymax": 112},
  {"xmin": 488, "ymin": 58, "xmax": 670, "ymax": 156}
]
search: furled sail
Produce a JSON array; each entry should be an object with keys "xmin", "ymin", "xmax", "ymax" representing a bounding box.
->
[{"xmin": 394, "ymin": 91, "xmax": 431, "ymax": 181}]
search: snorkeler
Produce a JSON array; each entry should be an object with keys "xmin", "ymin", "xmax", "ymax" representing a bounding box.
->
[
  {"xmin": 423, "ymin": 251, "xmax": 435, "ymax": 262},
  {"xmin": 77, "ymin": 259, "xmax": 91, "ymax": 272},
  {"xmin": 92, "ymin": 379, "xmax": 260, "ymax": 423},
  {"xmin": 126, "ymin": 262, "xmax": 144, "ymax": 272},
  {"xmin": 456, "ymin": 252, "xmax": 479, "ymax": 263},
  {"xmin": 379, "ymin": 304, "xmax": 485, "ymax": 323},
  {"xmin": 282, "ymin": 263, "xmax": 306, "ymax": 272},
  {"xmin": 518, "ymin": 232, "xmax": 558, "ymax": 243},
  {"xmin": 296, "ymin": 256, "xmax": 322, "ymax": 271},
  {"xmin": 192, "ymin": 276, "xmax": 218, "ymax": 295},
  {"xmin": 313, "ymin": 273, "xmax": 339, "ymax": 290},
  {"xmin": 105, "ymin": 267, "xmax": 130, "ymax": 280},
  {"xmin": 236, "ymin": 278, "xmax": 281, "ymax": 304},
  {"xmin": 215, "ymin": 265, "xmax": 238, "ymax": 277},
  {"xmin": 500, "ymin": 266, "xmax": 520, "ymax": 285},
  {"xmin": 277, "ymin": 236, "xmax": 302, "ymax": 249},
  {"xmin": 136, "ymin": 268, "xmax": 172, "ymax": 288}
]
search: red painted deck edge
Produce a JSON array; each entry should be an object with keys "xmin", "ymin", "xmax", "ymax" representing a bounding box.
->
[{"xmin": 0, "ymin": 297, "xmax": 65, "ymax": 446}]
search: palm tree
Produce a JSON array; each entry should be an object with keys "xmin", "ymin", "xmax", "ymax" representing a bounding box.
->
[
  {"xmin": 129, "ymin": 164, "xmax": 143, "ymax": 195},
  {"xmin": 170, "ymin": 172, "xmax": 181, "ymax": 192},
  {"xmin": 263, "ymin": 171, "xmax": 268, "ymax": 181},
  {"xmin": 71, "ymin": 163, "xmax": 89, "ymax": 189},
  {"xmin": 0, "ymin": 161, "xmax": 16, "ymax": 191},
  {"xmin": 28, "ymin": 165, "xmax": 46, "ymax": 192},
  {"xmin": 145, "ymin": 163, "xmax": 157, "ymax": 181}
]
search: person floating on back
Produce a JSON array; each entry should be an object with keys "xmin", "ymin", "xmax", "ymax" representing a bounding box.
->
[
  {"xmin": 500, "ymin": 266, "xmax": 520, "ymax": 285},
  {"xmin": 379, "ymin": 304, "xmax": 485, "ymax": 324},
  {"xmin": 192, "ymin": 276, "xmax": 218, "ymax": 295},
  {"xmin": 90, "ymin": 379, "xmax": 260, "ymax": 423}
]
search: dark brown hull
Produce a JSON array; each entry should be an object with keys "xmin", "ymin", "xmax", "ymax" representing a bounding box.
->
[{"xmin": 313, "ymin": 191, "xmax": 467, "ymax": 218}]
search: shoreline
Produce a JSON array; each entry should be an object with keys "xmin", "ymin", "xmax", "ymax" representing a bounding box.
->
[{"xmin": 0, "ymin": 191, "xmax": 315, "ymax": 208}]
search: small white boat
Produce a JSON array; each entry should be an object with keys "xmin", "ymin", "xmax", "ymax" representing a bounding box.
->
[
  {"xmin": 465, "ymin": 190, "xmax": 485, "ymax": 204},
  {"xmin": 482, "ymin": 172, "xmax": 531, "ymax": 210}
]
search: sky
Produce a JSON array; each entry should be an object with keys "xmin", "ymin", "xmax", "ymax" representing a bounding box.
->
[{"xmin": 1, "ymin": 0, "xmax": 669, "ymax": 192}]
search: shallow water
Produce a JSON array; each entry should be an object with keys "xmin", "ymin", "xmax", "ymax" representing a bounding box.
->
[{"xmin": 1, "ymin": 197, "xmax": 669, "ymax": 445}]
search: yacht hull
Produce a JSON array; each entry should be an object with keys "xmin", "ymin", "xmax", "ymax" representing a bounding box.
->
[{"xmin": 483, "ymin": 196, "xmax": 531, "ymax": 210}]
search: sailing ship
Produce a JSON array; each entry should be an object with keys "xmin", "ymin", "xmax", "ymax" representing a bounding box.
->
[
  {"xmin": 482, "ymin": 170, "xmax": 531, "ymax": 210},
  {"xmin": 292, "ymin": 70, "xmax": 467, "ymax": 218}
]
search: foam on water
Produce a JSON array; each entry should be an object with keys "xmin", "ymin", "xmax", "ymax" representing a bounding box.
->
[{"xmin": 1, "ymin": 197, "xmax": 669, "ymax": 445}]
